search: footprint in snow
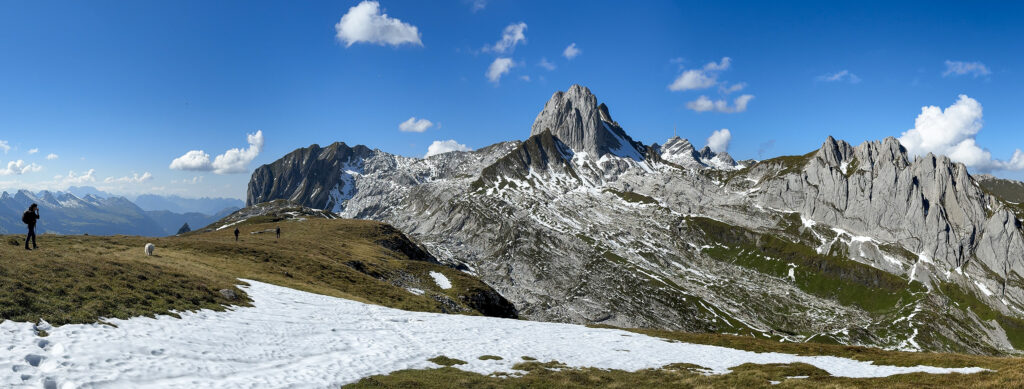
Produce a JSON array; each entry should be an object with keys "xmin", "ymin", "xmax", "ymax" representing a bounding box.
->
[{"xmin": 25, "ymin": 354, "xmax": 45, "ymax": 367}]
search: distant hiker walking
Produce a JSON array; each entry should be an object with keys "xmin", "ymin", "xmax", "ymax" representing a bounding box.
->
[
  {"xmin": 275, "ymin": 226, "xmax": 281, "ymax": 240},
  {"xmin": 234, "ymin": 227, "xmax": 240, "ymax": 241},
  {"xmin": 22, "ymin": 204, "xmax": 39, "ymax": 250}
]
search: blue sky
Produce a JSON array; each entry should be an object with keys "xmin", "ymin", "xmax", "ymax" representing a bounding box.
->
[{"xmin": 1, "ymin": 0, "xmax": 1022, "ymax": 199}]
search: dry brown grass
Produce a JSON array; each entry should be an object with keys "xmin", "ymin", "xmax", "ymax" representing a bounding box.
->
[{"xmin": 0, "ymin": 218, "xmax": 508, "ymax": 325}]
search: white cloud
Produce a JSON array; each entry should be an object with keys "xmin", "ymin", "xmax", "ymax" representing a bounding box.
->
[
  {"xmin": 169, "ymin": 150, "xmax": 212, "ymax": 171},
  {"xmin": 538, "ymin": 57, "xmax": 556, "ymax": 71},
  {"xmin": 686, "ymin": 96, "xmax": 715, "ymax": 112},
  {"xmin": 707, "ymin": 129, "xmax": 732, "ymax": 153},
  {"xmin": 399, "ymin": 117, "xmax": 434, "ymax": 133},
  {"xmin": 0, "ymin": 140, "xmax": 9, "ymax": 154},
  {"xmin": 0, "ymin": 160, "xmax": 43, "ymax": 176},
  {"xmin": 425, "ymin": 140, "xmax": 471, "ymax": 157},
  {"xmin": 27, "ymin": 148, "xmax": 38, "ymax": 154},
  {"xmin": 484, "ymin": 22, "xmax": 526, "ymax": 54},
  {"xmin": 104, "ymin": 172, "xmax": 153, "ymax": 184},
  {"xmin": 334, "ymin": 1, "xmax": 422, "ymax": 48},
  {"xmin": 57, "ymin": 169, "xmax": 96, "ymax": 184},
  {"xmin": 470, "ymin": 0, "xmax": 486, "ymax": 12},
  {"xmin": 46, "ymin": 153, "xmax": 58, "ymax": 160},
  {"xmin": 212, "ymin": 130, "xmax": 265, "ymax": 174},
  {"xmin": 670, "ymin": 70, "xmax": 716, "ymax": 91},
  {"xmin": 686, "ymin": 94, "xmax": 754, "ymax": 114},
  {"xmin": 817, "ymin": 70, "xmax": 861, "ymax": 84},
  {"xmin": 519, "ymin": 75, "xmax": 531, "ymax": 82},
  {"xmin": 731, "ymin": 94, "xmax": 754, "ymax": 112},
  {"xmin": 487, "ymin": 57, "xmax": 515, "ymax": 83},
  {"xmin": 720, "ymin": 82, "xmax": 746, "ymax": 94},
  {"xmin": 899, "ymin": 95, "xmax": 1024, "ymax": 171},
  {"xmin": 563, "ymin": 43, "xmax": 581, "ymax": 59},
  {"xmin": 943, "ymin": 60, "xmax": 990, "ymax": 78},
  {"xmin": 170, "ymin": 130, "xmax": 264, "ymax": 174},
  {"xmin": 669, "ymin": 57, "xmax": 731, "ymax": 91},
  {"xmin": 703, "ymin": 57, "xmax": 731, "ymax": 71}
]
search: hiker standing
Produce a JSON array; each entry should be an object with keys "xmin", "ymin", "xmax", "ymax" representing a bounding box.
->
[
  {"xmin": 22, "ymin": 204, "xmax": 39, "ymax": 250},
  {"xmin": 275, "ymin": 226, "xmax": 281, "ymax": 240},
  {"xmin": 234, "ymin": 227, "xmax": 240, "ymax": 241}
]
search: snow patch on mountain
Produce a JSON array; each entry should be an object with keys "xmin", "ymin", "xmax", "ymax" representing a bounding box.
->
[
  {"xmin": 430, "ymin": 271, "xmax": 452, "ymax": 289},
  {"xmin": 0, "ymin": 280, "xmax": 986, "ymax": 388}
]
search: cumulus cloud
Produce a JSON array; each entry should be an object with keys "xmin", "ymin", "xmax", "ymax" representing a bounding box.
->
[
  {"xmin": 669, "ymin": 57, "xmax": 731, "ymax": 92},
  {"xmin": 817, "ymin": 70, "xmax": 861, "ymax": 84},
  {"xmin": 563, "ymin": 43, "xmax": 581, "ymax": 59},
  {"xmin": 56, "ymin": 169, "xmax": 96, "ymax": 184},
  {"xmin": 686, "ymin": 94, "xmax": 754, "ymax": 114},
  {"xmin": 169, "ymin": 150, "xmax": 212, "ymax": 171},
  {"xmin": 27, "ymin": 148, "xmax": 38, "ymax": 154},
  {"xmin": 519, "ymin": 75, "xmax": 531, "ymax": 82},
  {"xmin": 170, "ymin": 130, "xmax": 265, "ymax": 174},
  {"xmin": 46, "ymin": 153, "xmax": 58, "ymax": 160},
  {"xmin": 487, "ymin": 57, "xmax": 515, "ymax": 83},
  {"xmin": 0, "ymin": 160, "xmax": 43, "ymax": 176},
  {"xmin": 538, "ymin": 57, "xmax": 556, "ymax": 71},
  {"xmin": 212, "ymin": 131, "xmax": 265, "ymax": 174},
  {"xmin": 334, "ymin": 1, "xmax": 422, "ymax": 48},
  {"xmin": 399, "ymin": 117, "xmax": 434, "ymax": 133},
  {"xmin": 707, "ymin": 129, "xmax": 732, "ymax": 153},
  {"xmin": 470, "ymin": 0, "xmax": 486, "ymax": 12},
  {"xmin": 425, "ymin": 140, "xmax": 471, "ymax": 157},
  {"xmin": 484, "ymin": 22, "xmax": 526, "ymax": 54},
  {"xmin": 899, "ymin": 95, "xmax": 1024, "ymax": 171},
  {"xmin": 943, "ymin": 60, "xmax": 991, "ymax": 78},
  {"xmin": 669, "ymin": 69, "xmax": 716, "ymax": 92},
  {"xmin": 0, "ymin": 140, "xmax": 9, "ymax": 154},
  {"xmin": 104, "ymin": 172, "xmax": 153, "ymax": 184}
]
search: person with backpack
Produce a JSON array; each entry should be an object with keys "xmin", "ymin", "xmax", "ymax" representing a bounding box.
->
[
  {"xmin": 22, "ymin": 203, "xmax": 39, "ymax": 250},
  {"xmin": 234, "ymin": 227, "xmax": 240, "ymax": 241}
]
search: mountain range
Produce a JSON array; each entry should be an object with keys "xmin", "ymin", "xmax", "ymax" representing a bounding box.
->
[
  {"xmin": 0, "ymin": 190, "xmax": 238, "ymax": 237},
  {"xmin": 242, "ymin": 84, "xmax": 1024, "ymax": 355}
]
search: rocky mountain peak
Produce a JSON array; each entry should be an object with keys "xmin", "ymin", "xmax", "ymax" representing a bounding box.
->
[
  {"xmin": 530, "ymin": 84, "xmax": 645, "ymax": 160},
  {"xmin": 657, "ymin": 136, "xmax": 739, "ymax": 169}
]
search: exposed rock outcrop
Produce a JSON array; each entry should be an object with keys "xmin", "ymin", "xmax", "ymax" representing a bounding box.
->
[{"xmin": 530, "ymin": 84, "xmax": 646, "ymax": 160}]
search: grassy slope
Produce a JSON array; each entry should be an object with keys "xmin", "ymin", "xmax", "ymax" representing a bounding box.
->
[{"xmin": 0, "ymin": 217, "xmax": 511, "ymax": 325}]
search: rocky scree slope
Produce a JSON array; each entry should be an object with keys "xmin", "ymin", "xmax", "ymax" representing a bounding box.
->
[{"xmin": 246, "ymin": 84, "xmax": 1024, "ymax": 355}]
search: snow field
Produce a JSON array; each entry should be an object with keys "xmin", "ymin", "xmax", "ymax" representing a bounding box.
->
[
  {"xmin": 429, "ymin": 271, "xmax": 452, "ymax": 289},
  {"xmin": 0, "ymin": 280, "xmax": 985, "ymax": 388}
]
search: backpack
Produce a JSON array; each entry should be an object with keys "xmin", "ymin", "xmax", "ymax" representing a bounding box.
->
[{"xmin": 22, "ymin": 211, "xmax": 32, "ymax": 225}]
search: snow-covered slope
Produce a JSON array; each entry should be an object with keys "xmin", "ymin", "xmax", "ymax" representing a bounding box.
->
[{"xmin": 0, "ymin": 280, "xmax": 984, "ymax": 388}]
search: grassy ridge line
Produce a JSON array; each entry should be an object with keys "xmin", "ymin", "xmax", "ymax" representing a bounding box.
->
[{"xmin": 0, "ymin": 218, "xmax": 513, "ymax": 326}]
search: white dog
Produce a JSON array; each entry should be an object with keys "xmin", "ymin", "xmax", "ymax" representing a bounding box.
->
[{"xmin": 145, "ymin": 243, "xmax": 155, "ymax": 256}]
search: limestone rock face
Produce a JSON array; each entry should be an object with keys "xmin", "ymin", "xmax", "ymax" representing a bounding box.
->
[
  {"xmin": 530, "ymin": 84, "xmax": 646, "ymax": 160},
  {"xmin": 246, "ymin": 85, "xmax": 1024, "ymax": 355},
  {"xmin": 757, "ymin": 136, "xmax": 993, "ymax": 270},
  {"xmin": 247, "ymin": 142, "xmax": 374, "ymax": 211}
]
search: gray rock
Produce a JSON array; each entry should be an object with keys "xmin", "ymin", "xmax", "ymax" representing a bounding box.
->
[
  {"xmin": 219, "ymin": 289, "xmax": 238, "ymax": 300},
  {"xmin": 530, "ymin": 84, "xmax": 646, "ymax": 160}
]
